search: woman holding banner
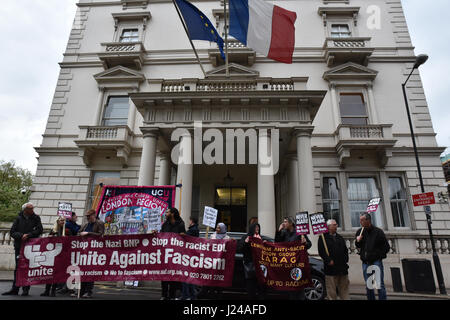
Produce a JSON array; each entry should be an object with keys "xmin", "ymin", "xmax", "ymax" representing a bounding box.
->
[
  {"xmin": 239, "ymin": 223, "xmax": 266, "ymax": 300},
  {"xmin": 40, "ymin": 216, "xmax": 71, "ymax": 297},
  {"xmin": 210, "ymin": 222, "xmax": 230, "ymax": 240},
  {"xmin": 275, "ymin": 217, "xmax": 312, "ymax": 300}
]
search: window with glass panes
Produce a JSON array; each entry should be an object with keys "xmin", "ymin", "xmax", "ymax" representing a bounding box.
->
[
  {"xmin": 347, "ymin": 177, "xmax": 384, "ymax": 228},
  {"xmin": 102, "ymin": 96, "xmax": 129, "ymax": 126},
  {"xmin": 331, "ymin": 24, "xmax": 351, "ymax": 38},
  {"xmin": 120, "ymin": 29, "xmax": 139, "ymax": 42},
  {"xmin": 389, "ymin": 177, "xmax": 410, "ymax": 227},
  {"xmin": 322, "ymin": 177, "xmax": 341, "ymax": 226},
  {"xmin": 339, "ymin": 93, "xmax": 368, "ymax": 125}
]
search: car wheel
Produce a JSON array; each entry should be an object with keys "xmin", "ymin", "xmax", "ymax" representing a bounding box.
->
[{"xmin": 305, "ymin": 276, "xmax": 325, "ymax": 301}]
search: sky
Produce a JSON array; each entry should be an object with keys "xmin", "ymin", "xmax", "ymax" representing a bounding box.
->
[{"xmin": 0, "ymin": 0, "xmax": 448, "ymax": 174}]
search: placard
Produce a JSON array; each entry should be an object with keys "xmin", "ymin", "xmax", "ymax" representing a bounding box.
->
[
  {"xmin": 203, "ymin": 206, "xmax": 218, "ymax": 228},
  {"xmin": 147, "ymin": 208, "xmax": 162, "ymax": 232},
  {"xmin": 295, "ymin": 212, "xmax": 310, "ymax": 235},
  {"xmin": 366, "ymin": 197, "xmax": 381, "ymax": 213},
  {"xmin": 309, "ymin": 212, "xmax": 328, "ymax": 235}
]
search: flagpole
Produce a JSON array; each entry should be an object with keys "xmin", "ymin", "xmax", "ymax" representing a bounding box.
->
[
  {"xmin": 172, "ymin": 0, "xmax": 207, "ymax": 78},
  {"xmin": 223, "ymin": 0, "xmax": 229, "ymax": 77}
]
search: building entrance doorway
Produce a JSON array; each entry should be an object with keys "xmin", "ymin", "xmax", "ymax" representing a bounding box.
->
[{"xmin": 214, "ymin": 187, "xmax": 247, "ymax": 232}]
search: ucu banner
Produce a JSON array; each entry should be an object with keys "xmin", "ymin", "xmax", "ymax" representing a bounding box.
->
[{"xmin": 16, "ymin": 233, "xmax": 237, "ymax": 287}]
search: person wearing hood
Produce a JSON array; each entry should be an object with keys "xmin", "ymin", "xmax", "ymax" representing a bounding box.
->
[
  {"xmin": 238, "ymin": 223, "xmax": 266, "ymax": 299},
  {"xmin": 2, "ymin": 203, "xmax": 43, "ymax": 297},
  {"xmin": 211, "ymin": 222, "xmax": 230, "ymax": 240}
]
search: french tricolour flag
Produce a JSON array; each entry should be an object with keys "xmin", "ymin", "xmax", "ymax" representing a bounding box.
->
[{"xmin": 229, "ymin": 0, "xmax": 297, "ymax": 64}]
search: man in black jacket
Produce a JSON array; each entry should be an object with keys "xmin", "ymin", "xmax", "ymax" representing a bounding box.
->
[
  {"xmin": 355, "ymin": 213, "xmax": 390, "ymax": 300},
  {"xmin": 2, "ymin": 203, "xmax": 43, "ymax": 296},
  {"xmin": 160, "ymin": 207, "xmax": 185, "ymax": 300},
  {"xmin": 318, "ymin": 219, "xmax": 349, "ymax": 300},
  {"xmin": 181, "ymin": 216, "xmax": 199, "ymax": 300}
]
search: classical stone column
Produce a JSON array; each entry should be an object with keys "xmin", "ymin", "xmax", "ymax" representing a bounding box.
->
[
  {"xmin": 174, "ymin": 131, "xmax": 193, "ymax": 224},
  {"xmin": 138, "ymin": 128, "xmax": 159, "ymax": 186},
  {"xmin": 257, "ymin": 130, "xmax": 276, "ymax": 238},
  {"xmin": 158, "ymin": 152, "xmax": 171, "ymax": 186},
  {"xmin": 294, "ymin": 127, "xmax": 319, "ymax": 254}
]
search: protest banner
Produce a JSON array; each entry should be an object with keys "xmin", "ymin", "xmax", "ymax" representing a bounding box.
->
[
  {"xmin": 57, "ymin": 202, "xmax": 72, "ymax": 219},
  {"xmin": 295, "ymin": 212, "xmax": 309, "ymax": 235},
  {"xmin": 250, "ymin": 238, "xmax": 313, "ymax": 291},
  {"xmin": 96, "ymin": 185, "xmax": 176, "ymax": 235},
  {"xmin": 16, "ymin": 232, "xmax": 236, "ymax": 288}
]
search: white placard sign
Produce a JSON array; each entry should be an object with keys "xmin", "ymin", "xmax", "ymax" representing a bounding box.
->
[
  {"xmin": 203, "ymin": 206, "xmax": 218, "ymax": 228},
  {"xmin": 148, "ymin": 208, "xmax": 162, "ymax": 232}
]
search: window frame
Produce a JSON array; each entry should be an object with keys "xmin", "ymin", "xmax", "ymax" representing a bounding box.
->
[
  {"xmin": 330, "ymin": 23, "xmax": 351, "ymax": 38},
  {"xmin": 388, "ymin": 175, "xmax": 412, "ymax": 229},
  {"xmin": 338, "ymin": 91, "xmax": 369, "ymax": 125},
  {"xmin": 101, "ymin": 95, "xmax": 130, "ymax": 126},
  {"xmin": 346, "ymin": 174, "xmax": 386, "ymax": 230},
  {"xmin": 119, "ymin": 28, "xmax": 140, "ymax": 43},
  {"xmin": 321, "ymin": 174, "xmax": 343, "ymax": 229}
]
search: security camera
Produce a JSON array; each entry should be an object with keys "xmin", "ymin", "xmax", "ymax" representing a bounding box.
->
[{"xmin": 20, "ymin": 188, "xmax": 27, "ymax": 195}]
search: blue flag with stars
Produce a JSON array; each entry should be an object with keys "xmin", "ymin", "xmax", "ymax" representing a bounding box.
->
[{"xmin": 175, "ymin": 0, "xmax": 225, "ymax": 60}]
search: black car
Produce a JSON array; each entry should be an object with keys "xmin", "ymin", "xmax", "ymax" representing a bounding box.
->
[{"xmin": 199, "ymin": 231, "xmax": 326, "ymax": 300}]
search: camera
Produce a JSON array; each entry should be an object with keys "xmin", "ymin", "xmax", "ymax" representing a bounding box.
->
[{"xmin": 20, "ymin": 188, "xmax": 27, "ymax": 195}]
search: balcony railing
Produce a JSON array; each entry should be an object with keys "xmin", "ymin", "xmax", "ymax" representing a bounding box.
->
[
  {"xmin": 336, "ymin": 124, "xmax": 393, "ymax": 142},
  {"xmin": 341, "ymin": 234, "xmax": 450, "ymax": 255},
  {"xmin": 98, "ymin": 42, "xmax": 146, "ymax": 70},
  {"xmin": 159, "ymin": 78, "xmax": 300, "ymax": 93},
  {"xmin": 75, "ymin": 125, "xmax": 133, "ymax": 166}
]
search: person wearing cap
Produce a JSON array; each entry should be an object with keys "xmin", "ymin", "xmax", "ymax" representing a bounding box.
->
[{"xmin": 76, "ymin": 209, "xmax": 104, "ymax": 298}]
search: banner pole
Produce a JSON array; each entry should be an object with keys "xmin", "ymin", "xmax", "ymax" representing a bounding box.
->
[
  {"xmin": 171, "ymin": 0, "xmax": 207, "ymax": 78},
  {"xmin": 179, "ymin": 179, "xmax": 183, "ymax": 215},
  {"xmin": 321, "ymin": 234, "xmax": 330, "ymax": 256}
]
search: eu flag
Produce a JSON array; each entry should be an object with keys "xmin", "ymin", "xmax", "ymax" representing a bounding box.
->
[{"xmin": 175, "ymin": 0, "xmax": 225, "ymax": 60}]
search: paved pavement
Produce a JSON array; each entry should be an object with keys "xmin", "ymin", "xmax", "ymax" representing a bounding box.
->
[{"xmin": 1, "ymin": 270, "xmax": 449, "ymax": 300}]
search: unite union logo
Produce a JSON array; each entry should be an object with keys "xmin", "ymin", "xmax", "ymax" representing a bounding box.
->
[{"xmin": 24, "ymin": 242, "xmax": 63, "ymax": 277}]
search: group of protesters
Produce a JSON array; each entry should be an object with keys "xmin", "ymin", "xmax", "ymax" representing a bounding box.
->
[
  {"xmin": 2, "ymin": 202, "xmax": 391, "ymax": 301},
  {"xmin": 2, "ymin": 203, "xmax": 104, "ymax": 298}
]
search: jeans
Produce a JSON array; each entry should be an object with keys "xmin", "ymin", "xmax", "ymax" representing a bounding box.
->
[
  {"xmin": 181, "ymin": 283, "xmax": 197, "ymax": 300},
  {"xmin": 362, "ymin": 260, "xmax": 387, "ymax": 300}
]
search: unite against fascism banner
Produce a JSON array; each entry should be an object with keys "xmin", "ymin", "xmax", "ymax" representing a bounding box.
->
[
  {"xmin": 16, "ymin": 233, "xmax": 236, "ymax": 288},
  {"xmin": 96, "ymin": 185, "xmax": 176, "ymax": 235},
  {"xmin": 250, "ymin": 238, "xmax": 313, "ymax": 291}
]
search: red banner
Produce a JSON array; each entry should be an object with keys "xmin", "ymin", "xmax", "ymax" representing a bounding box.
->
[
  {"xmin": 16, "ymin": 233, "xmax": 236, "ymax": 288},
  {"xmin": 250, "ymin": 238, "xmax": 313, "ymax": 291}
]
